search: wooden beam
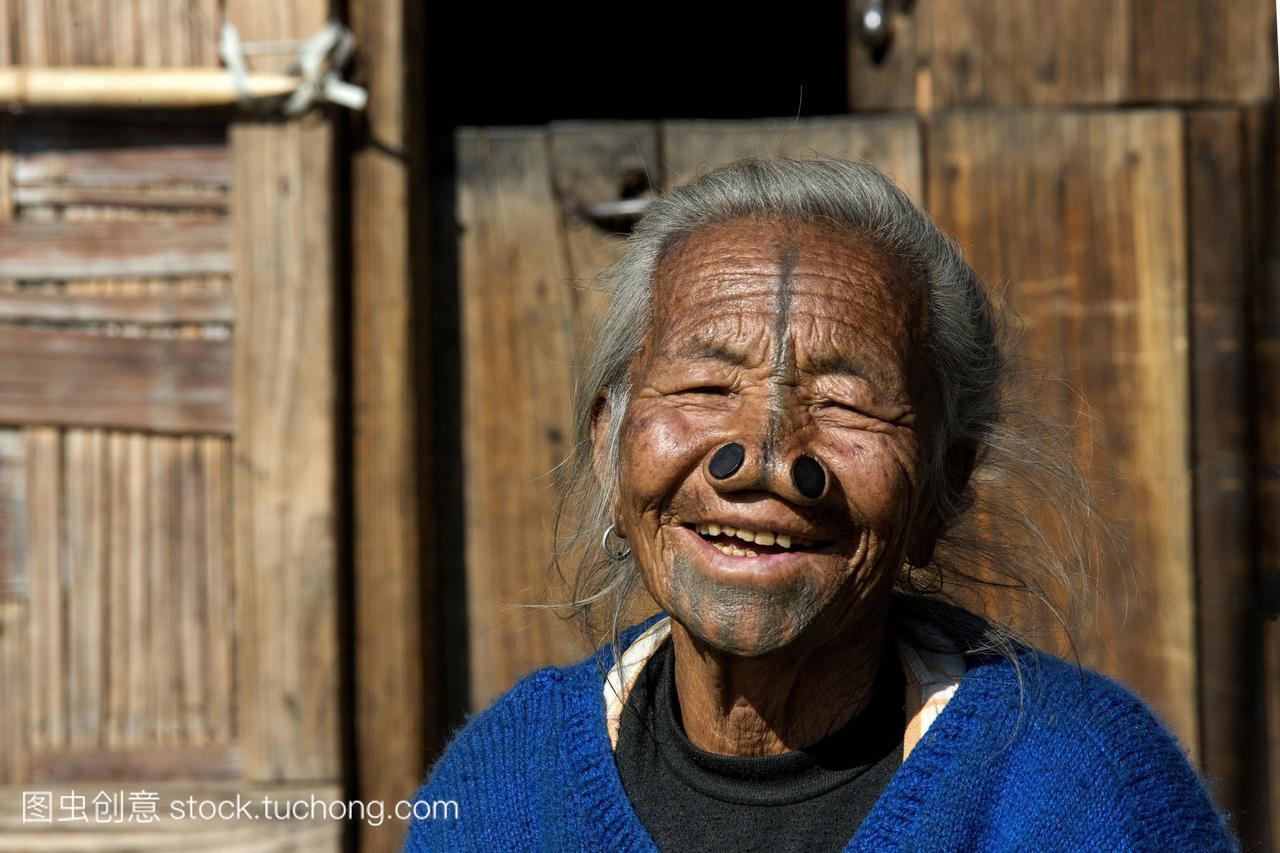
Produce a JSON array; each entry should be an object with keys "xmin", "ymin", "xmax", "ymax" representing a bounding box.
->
[
  {"xmin": 348, "ymin": 0, "xmax": 434, "ymax": 850},
  {"xmin": 227, "ymin": 0, "xmax": 341, "ymax": 787},
  {"xmin": 1245, "ymin": 102, "xmax": 1280, "ymax": 853},
  {"xmin": 1185, "ymin": 109, "xmax": 1267, "ymax": 847},
  {"xmin": 0, "ymin": 328, "xmax": 231, "ymax": 434},
  {"xmin": 0, "ymin": 67, "xmax": 306, "ymax": 109}
]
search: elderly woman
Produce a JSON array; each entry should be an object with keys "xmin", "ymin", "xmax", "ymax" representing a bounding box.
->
[{"xmin": 403, "ymin": 158, "xmax": 1235, "ymax": 851}]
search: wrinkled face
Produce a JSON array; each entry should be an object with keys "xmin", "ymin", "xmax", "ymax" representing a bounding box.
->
[{"xmin": 604, "ymin": 215, "xmax": 936, "ymax": 657}]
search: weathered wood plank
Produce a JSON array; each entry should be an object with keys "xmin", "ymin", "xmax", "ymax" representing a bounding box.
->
[
  {"xmin": 26, "ymin": 427, "xmax": 63, "ymax": 754},
  {"xmin": 927, "ymin": 110, "xmax": 1198, "ymax": 751},
  {"xmin": 0, "ymin": 327, "xmax": 232, "ymax": 434},
  {"xmin": 548, "ymin": 121, "xmax": 660, "ymax": 337},
  {"xmin": 228, "ymin": 0, "xmax": 340, "ymax": 782},
  {"xmin": 545, "ymin": 124, "xmax": 664, "ymax": 629},
  {"xmin": 0, "ymin": 781, "xmax": 343, "ymax": 852},
  {"xmin": 0, "ymin": 220, "xmax": 230, "ymax": 280},
  {"xmin": 1185, "ymin": 109, "xmax": 1266, "ymax": 845},
  {"xmin": 28, "ymin": 743, "xmax": 241, "ymax": 783},
  {"xmin": 0, "ymin": 291, "xmax": 232, "ymax": 325},
  {"xmin": 845, "ymin": 0, "xmax": 927, "ymax": 112},
  {"xmin": 661, "ymin": 116, "xmax": 924, "ymax": 204},
  {"xmin": 458, "ymin": 127, "xmax": 584, "ymax": 708},
  {"xmin": 0, "ymin": 430, "xmax": 26, "ymax": 597},
  {"xmin": 13, "ymin": 124, "xmax": 228, "ymax": 189},
  {"xmin": 349, "ymin": 0, "xmax": 434, "ymax": 849},
  {"xmin": 921, "ymin": 0, "xmax": 1276, "ymax": 108}
]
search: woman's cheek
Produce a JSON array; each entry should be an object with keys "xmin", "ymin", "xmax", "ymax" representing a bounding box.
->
[
  {"xmin": 618, "ymin": 402, "xmax": 708, "ymax": 500},
  {"xmin": 827, "ymin": 436, "xmax": 918, "ymax": 530}
]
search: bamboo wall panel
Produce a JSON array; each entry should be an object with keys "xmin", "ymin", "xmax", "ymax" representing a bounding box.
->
[
  {"xmin": 2, "ymin": 0, "xmax": 222, "ymax": 68},
  {"xmin": 0, "ymin": 600, "xmax": 27, "ymax": 785},
  {"xmin": 14, "ymin": 122, "xmax": 228, "ymax": 188},
  {"xmin": 19, "ymin": 430, "xmax": 235, "ymax": 774},
  {"xmin": 0, "ymin": 328, "xmax": 232, "ymax": 433},
  {"xmin": 0, "ymin": 220, "xmax": 230, "ymax": 280},
  {"xmin": 927, "ymin": 110, "xmax": 1198, "ymax": 750},
  {"xmin": 457, "ymin": 127, "xmax": 585, "ymax": 709},
  {"xmin": 25, "ymin": 427, "xmax": 61, "ymax": 757},
  {"xmin": 0, "ymin": 3, "xmax": 344, "ymax": 849},
  {"xmin": 847, "ymin": 0, "xmax": 1277, "ymax": 110},
  {"xmin": 27, "ymin": 743, "xmax": 240, "ymax": 784},
  {"xmin": 0, "ymin": 291, "xmax": 232, "ymax": 324}
]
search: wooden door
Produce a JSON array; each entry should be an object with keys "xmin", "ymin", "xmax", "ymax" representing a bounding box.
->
[{"xmin": 0, "ymin": 2, "xmax": 344, "ymax": 849}]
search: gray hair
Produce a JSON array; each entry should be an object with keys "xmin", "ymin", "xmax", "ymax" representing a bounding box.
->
[{"xmin": 550, "ymin": 157, "xmax": 1121, "ymax": 668}]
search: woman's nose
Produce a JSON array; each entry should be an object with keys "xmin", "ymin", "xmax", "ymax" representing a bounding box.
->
[{"xmin": 701, "ymin": 440, "xmax": 831, "ymax": 506}]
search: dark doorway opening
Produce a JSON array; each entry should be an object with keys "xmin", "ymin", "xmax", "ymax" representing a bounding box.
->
[{"xmin": 426, "ymin": 1, "xmax": 850, "ymax": 125}]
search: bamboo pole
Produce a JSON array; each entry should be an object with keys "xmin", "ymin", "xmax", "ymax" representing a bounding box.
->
[{"xmin": 0, "ymin": 68, "xmax": 299, "ymax": 108}]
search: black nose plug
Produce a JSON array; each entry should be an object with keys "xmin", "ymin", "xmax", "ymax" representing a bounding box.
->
[
  {"xmin": 792, "ymin": 455, "xmax": 826, "ymax": 499},
  {"xmin": 708, "ymin": 443, "xmax": 745, "ymax": 479}
]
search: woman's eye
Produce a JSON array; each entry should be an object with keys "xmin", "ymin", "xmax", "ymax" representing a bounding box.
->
[
  {"xmin": 816, "ymin": 400, "xmax": 864, "ymax": 416},
  {"xmin": 682, "ymin": 386, "xmax": 730, "ymax": 395}
]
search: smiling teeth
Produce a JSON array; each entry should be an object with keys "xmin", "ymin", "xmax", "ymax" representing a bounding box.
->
[
  {"xmin": 711, "ymin": 542, "xmax": 757, "ymax": 557},
  {"xmin": 695, "ymin": 523, "xmax": 813, "ymax": 549}
]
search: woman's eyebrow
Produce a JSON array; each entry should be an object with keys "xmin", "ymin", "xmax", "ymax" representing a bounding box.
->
[
  {"xmin": 806, "ymin": 350, "xmax": 872, "ymax": 380},
  {"xmin": 670, "ymin": 338, "xmax": 755, "ymax": 366}
]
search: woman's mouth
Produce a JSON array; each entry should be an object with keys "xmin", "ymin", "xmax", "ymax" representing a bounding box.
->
[{"xmin": 685, "ymin": 522, "xmax": 832, "ymax": 557}]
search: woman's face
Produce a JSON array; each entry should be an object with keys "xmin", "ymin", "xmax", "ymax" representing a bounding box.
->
[{"xmin": 602, "ymin": 215, "xmax": 936, "ymax": 657}]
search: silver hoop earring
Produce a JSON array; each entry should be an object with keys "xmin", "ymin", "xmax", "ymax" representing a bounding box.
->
[
  {"xmin": 601, "ymin": 524, "xmax": 632, "ymax": 560},
  {"xmin": 903, "ymin": 559, "xmax": 944, "ymax": 595}
]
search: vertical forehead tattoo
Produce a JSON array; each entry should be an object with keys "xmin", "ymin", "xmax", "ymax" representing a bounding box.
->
[{"xmin": 761, "ymin": 243, "xmax": 799, "ymax": 472}]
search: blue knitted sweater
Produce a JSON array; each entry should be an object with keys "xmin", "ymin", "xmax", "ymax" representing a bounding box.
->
[{"xmin": 402, "ymin": 617, "xmax": 1237, "ymax": 851}]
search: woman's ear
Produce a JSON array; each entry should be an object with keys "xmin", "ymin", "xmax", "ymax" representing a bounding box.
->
[
  {"xmin": 905, "ymin": 437, "xmax": 978, "ymax": 568},
  {"xmin": 589, "ymin": 388, "xmax": 613, "ymax": 493}
]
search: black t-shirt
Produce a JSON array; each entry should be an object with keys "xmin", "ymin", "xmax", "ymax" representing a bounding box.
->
[{"xmin": 614, "ymin": 638, "xmax": 906, "ymax": 853}]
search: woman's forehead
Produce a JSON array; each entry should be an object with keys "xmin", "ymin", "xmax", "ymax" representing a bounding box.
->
[{"xmin": 646, "ymin": 216, "xmax": 928, "ymax": 365}]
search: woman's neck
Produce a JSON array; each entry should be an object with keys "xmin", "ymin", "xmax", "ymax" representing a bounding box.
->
[{"xmin": 669, "ymin": 605, "xmax": 891, "ymax": 756}]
